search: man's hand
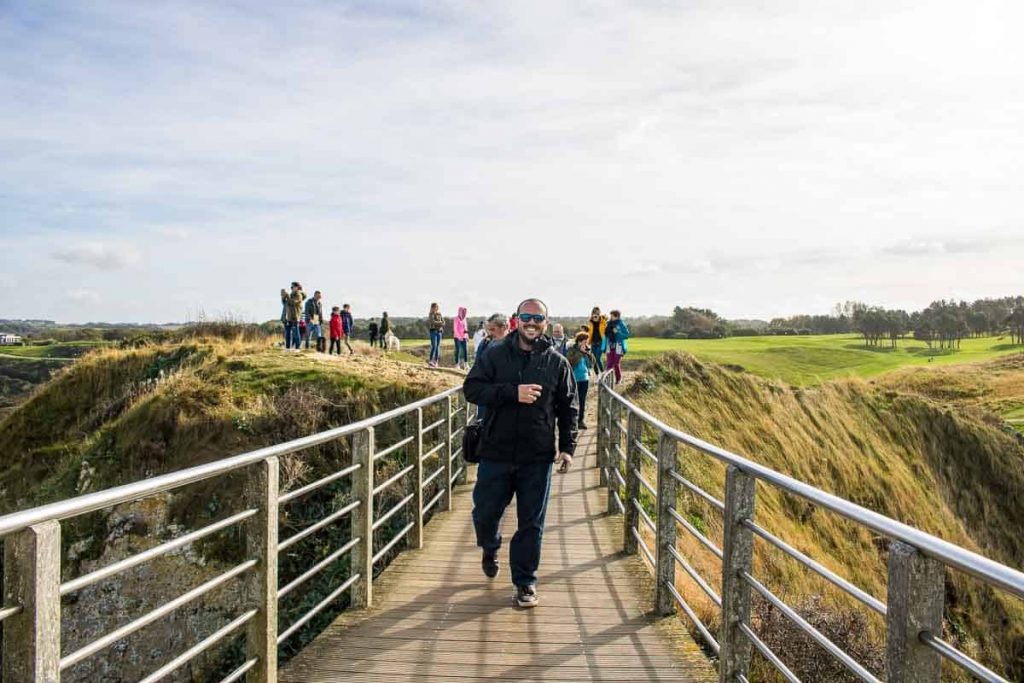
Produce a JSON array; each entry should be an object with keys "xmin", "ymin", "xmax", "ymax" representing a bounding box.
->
[
  {"xmin": 518, "ymin": 384, "xmax": 542, "ymax": 404},
  {"xmin": 555, "ymin": 452, "xmax": 573, "ymax": 474}
]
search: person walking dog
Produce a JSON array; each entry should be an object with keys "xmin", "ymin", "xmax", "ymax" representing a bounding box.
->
[{"xmin": 463, "ymin": 299, "xmax": 578, "ymax": 608}]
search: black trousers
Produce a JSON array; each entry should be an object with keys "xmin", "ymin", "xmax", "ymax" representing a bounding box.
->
[
  {"xmin": 329, "ymin": 338, "xmax": 341, "ymax": 355},
  {"xmin": 369, "ymin": 332, "xmax": 378, "ymax": 346}
]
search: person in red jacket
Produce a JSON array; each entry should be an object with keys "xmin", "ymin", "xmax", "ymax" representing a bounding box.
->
[{"xmin": 329, "ymin": 306, "xmax": 343, "ymax": 355}]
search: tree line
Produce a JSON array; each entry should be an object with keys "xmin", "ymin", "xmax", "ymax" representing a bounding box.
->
[{"xmin": 629, "ymin": 296, "xmax": 1024, "ymax": 347}]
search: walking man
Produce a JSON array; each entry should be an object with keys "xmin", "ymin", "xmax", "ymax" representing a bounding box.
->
[{"xmin": 463, "ymin": 299, "xmax": 578, "ymax": 608}]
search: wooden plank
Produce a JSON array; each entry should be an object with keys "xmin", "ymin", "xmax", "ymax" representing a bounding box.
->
[{"xmin": 280, "ymin": 423, "xmax": 717, "ymax": 682}]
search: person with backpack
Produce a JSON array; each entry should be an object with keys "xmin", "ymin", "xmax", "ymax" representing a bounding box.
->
[
  {"xmin": 341, "ymin": 304, "xmax": 355, "ymax": 354},
  {"xmin": 453, "ymin": 306, "xmax": 470, "ymax": 370},
  {"xmin": 463, "ymin": 299, "xmax": 578, "ymax": 609},
  {"xmin": 567, "ymin": 331, "xmax": 597, "ymax": 429},
  {"xmin": 587, "ymin": 307, "xmax": 608, "ymax": 372},
  {"xmin": 427, "ymin": 303, "xmax": 444, "ymax": 367},
  {"xmin": 604, "ymin": 309, "xmax": 630, "ymax": 384}
]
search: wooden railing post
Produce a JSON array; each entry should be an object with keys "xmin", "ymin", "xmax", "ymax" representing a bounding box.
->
[
  {"xmin": 597, "ymin": 380, "xmax": 607, "ymax": 487},
  {"xmin": 409, "ymin": 409, "xmax": 425, "ymax": 549},
  {"xmin": 440, "ymin": 396, "xmax": 453, "ymax": 512},
  {"xmin": 454, "ymin": 394, "xmax": 468, "ymax": 486},
  {"xmin": 606, "ymin": 395, "xmax": 622, "ymax": 516},
  {"xmin": 654, "ymin": 434, "xmax": 678, "ymax": 616},
  {"xmin": 719, "ymin": 465, "xmax": 755, "ymax": 683},
  {"xmin": 886, "ymin": 541, "xmax": 943, "ymax": 682},
  {"xmin": 350, "ymin": 427, "xmax": 375, "ymax": 608},
  {"xmin": 622, "ymin": 411, "xmax": 643, "ymax": 553},
  {"xmin": 243, "ymin": 457, "xmax": 278, "ymax": 682},
  {"xmin": 2, "ymin": 520, "xmax": 60, "ymax": 683}
]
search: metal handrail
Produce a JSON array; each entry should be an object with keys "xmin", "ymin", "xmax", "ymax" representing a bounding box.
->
[
  {"xmin": 603, "ymin": 381, "xmax": 1024, "ymax": 599},
  {"xmin": 741, "ymin": 571, "xmax": 882, "ymax": 683},
  {"xmin": 137, "ymin": 609, "xmax": 258, "ymax": 683},
  {"xmin": 0, "ymin": 386, "xmax": 462, "ymax": 538},
  {"xmin": 278, "ymin": 463, "xmax": 362, "ymax": 504},
  {"xmin": 919, "ymin": 631, "xmax": 1009, "ymax": 683},
  {"xmin": 598, "ymin": 371, "xmax": 1024, "ymax": 682},
  {"xmin": 60, "ymin": 559, "xmax": 257, "ymax": 670},
  {"xmin": 743, "ymin": 517, "xmax": 886, "ymax": 616},
  {"xmin": 279, "ymin": 537, "xmax": 360, "ymax": 599},
  {"xmin": 0, "ymin": 383, "xmax": 472, "ymax": 683},
  {"xmin": 61, "ymin": 508, "xmax": 258, "ymax": 596},
  {"xmin": 278, "ymin": 500, "xmax": 360, "ymax": 551}
]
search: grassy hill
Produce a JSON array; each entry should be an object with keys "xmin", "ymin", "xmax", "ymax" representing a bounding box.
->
[
  {"xmin": 0, "ymin": 337, "xmax": 460, "ymax": 681},
  {"xmin": 622, "ymin": 352, "xmax": 1024, "ymax": 680},
  {"xmin": 623, "ymin": 334, "xmax": 1024, "ymax": 385}
]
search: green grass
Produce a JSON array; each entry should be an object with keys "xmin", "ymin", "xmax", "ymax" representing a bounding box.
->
[
  {"xmin": 623, "ymin": 334, "xmax": 1024, "ymax": 385},
  {"xmin": 404, "ymin": 333, "xmax": 1024, "ymax": 385},
  {"xmin": 0, "ymin": 341, "xmax": 110, "ymax": 359}
]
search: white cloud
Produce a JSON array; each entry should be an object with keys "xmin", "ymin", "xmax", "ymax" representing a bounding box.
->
[
  {"xmin": 66, "ymin": 288, "xmax": 99, "ymax": 304},
  {"xmin": 1, "ymin": 1, "xmax": 1023, "ymax": 323},
  {"xmin": 52, "ymin": 242, "xmax": 142, "ymax": 269}
]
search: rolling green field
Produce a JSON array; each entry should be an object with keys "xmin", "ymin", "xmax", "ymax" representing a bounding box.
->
[
  {"xmin": 0, "ymin": 340, "xmax": 110, "ymax": 359},
  {"xmin": 623, "ymin": 334, "xmax": 1024, "ymax": 385},
  {"xmin": 407, "ymin": 334, "xmax": 1024, "ymax": 386}
]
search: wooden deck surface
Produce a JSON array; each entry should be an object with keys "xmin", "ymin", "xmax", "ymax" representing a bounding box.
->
[{"xmin": 281, "ymin": 419, "xmax": 717, "ymax": 682}]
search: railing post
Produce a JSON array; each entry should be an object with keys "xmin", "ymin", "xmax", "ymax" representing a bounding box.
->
[
  {"xmin": 410, "ymin": 408, "xmax": 425, "ymax": 549},
  {"xmin": 622, "ymin": 411, "xmax": 642, "ymax": 553},
  {"xmin": 654, "ymin": 433, "xmax": 678, "ymax": 616},
  {"xmin": 719, "ymin": 465, "xmax": 755, "ymax": 683},
  {"xmin": 350, "ymin": 427, "xmax": 375, "ymax": 608},
  {"xmin": 597, "ymin": 379, "xmax": 607, "ymax": 487},
  {"xmin": 454, "ymin": 393, "xmax": 468, "ymax": 486},
  {"xmin": 885, "ymin": 541, "xmax": 943, "ymax": 682},
  {"xmin": 440, "ymin": 396, "xmax": 453, "ymax": 512},
  {"xmin": 2, "ymin": 520, "xmax": 60, "ymax": 683},
  {"xmin": 243, "ymin": 457, "xmax": 278, "ymax": 683},
  {"xmin": 606, "ymin": 395, "xmax": 621, "ymax": 516}
]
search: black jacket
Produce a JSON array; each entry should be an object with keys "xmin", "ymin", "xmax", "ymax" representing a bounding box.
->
[{"xmin": 464, "ymin": 332, "xmax": 579, "ymax": 462}]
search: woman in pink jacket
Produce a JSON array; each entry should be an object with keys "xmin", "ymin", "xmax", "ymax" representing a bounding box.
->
[{"xmin": 453, "ymin": 306, "xmax": 470, "ymax": 370}]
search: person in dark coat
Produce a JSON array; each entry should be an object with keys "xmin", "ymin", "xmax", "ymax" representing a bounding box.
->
[{"xmin": 463, "ymin": 298, "xmax": 578, "ymax": 608}]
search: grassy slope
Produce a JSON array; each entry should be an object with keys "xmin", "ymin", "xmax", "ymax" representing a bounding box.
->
[
  {"xmin": 624, "ymin": 334, "xmax": 1024, "ymax": 385},
  {"xmin": 623, "ymin": 353, "xmax": 1024, "ymax": 680},
  {"xmin": 0, "ymin": 337, "xmax": 462, "ymax": 678}
]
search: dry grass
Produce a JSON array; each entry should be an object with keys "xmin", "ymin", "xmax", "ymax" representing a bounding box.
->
[{"xmin": 620, "ymin": 352, "xmax": 1024, "ymax": 680}]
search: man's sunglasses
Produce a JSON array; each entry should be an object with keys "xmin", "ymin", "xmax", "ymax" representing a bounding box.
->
[{"xmin": 517, "ymin": 313, "xmax": 547, "ymax": 324}]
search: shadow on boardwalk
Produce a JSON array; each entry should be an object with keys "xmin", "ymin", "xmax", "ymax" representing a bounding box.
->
[{"xmin": 281, "ymin": 426, "xmax": 717, "ymax": 682}]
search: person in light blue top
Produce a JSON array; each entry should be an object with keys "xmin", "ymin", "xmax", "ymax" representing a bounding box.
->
[{"xmin": 566, "ymin": 331, "xmax": 597, "ymax": 429}]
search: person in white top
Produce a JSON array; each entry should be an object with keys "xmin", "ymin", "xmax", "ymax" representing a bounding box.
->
[{"xmin": 472, "ymin": 321, "xmax": 488, "ymax": 358}]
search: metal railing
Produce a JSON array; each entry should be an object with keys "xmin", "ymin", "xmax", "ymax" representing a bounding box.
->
[
  {"xmin": 0, "ymin": 385, "xmax": 472, "ymax": 682},
  {"xmin": 596, "ymin": 372, "xmax": 1024, "ymax": 683}
]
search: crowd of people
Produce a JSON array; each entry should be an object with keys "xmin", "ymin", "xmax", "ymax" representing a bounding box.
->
[
  {"xmin": 279, "ymin": 282, "xmax": 392, "ymax": 355},
  {"xmin": 278, "ymin": 285, "xmax": 632, "ymax": 395}
]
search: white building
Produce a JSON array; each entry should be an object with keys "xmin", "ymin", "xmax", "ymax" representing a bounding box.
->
[{"xmin": 0, "ymin": 333, "xmax": 23, "ymax": 345}]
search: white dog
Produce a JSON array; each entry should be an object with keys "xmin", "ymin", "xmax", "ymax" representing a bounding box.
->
[{"xmin": 384, "ymin": 330, "xmax": 401, "ymax": 352}]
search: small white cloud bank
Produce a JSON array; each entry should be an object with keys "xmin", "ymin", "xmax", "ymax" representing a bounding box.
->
[{"xmin": 52, "ymin": 242, "xmax": 142, "ymax": 270}]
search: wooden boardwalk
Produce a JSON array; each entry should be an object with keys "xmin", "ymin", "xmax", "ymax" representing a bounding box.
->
[{"xmin": 281, "ymin": 422, "xmax": 717, "ymax": 682}]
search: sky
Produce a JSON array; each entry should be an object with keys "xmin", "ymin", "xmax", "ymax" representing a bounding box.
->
[{"xmin": 1, "ymin": 1, "xmax": 1023, "ymax": 324}]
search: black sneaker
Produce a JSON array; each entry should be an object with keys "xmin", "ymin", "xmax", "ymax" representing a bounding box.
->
[
  {"xmin": 482, "ymin": 550, "xmax": 499, "ymax": 578},
  {"xmin": 515, "ymin": 585, "xmax": 538, "ymax": 608}
]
